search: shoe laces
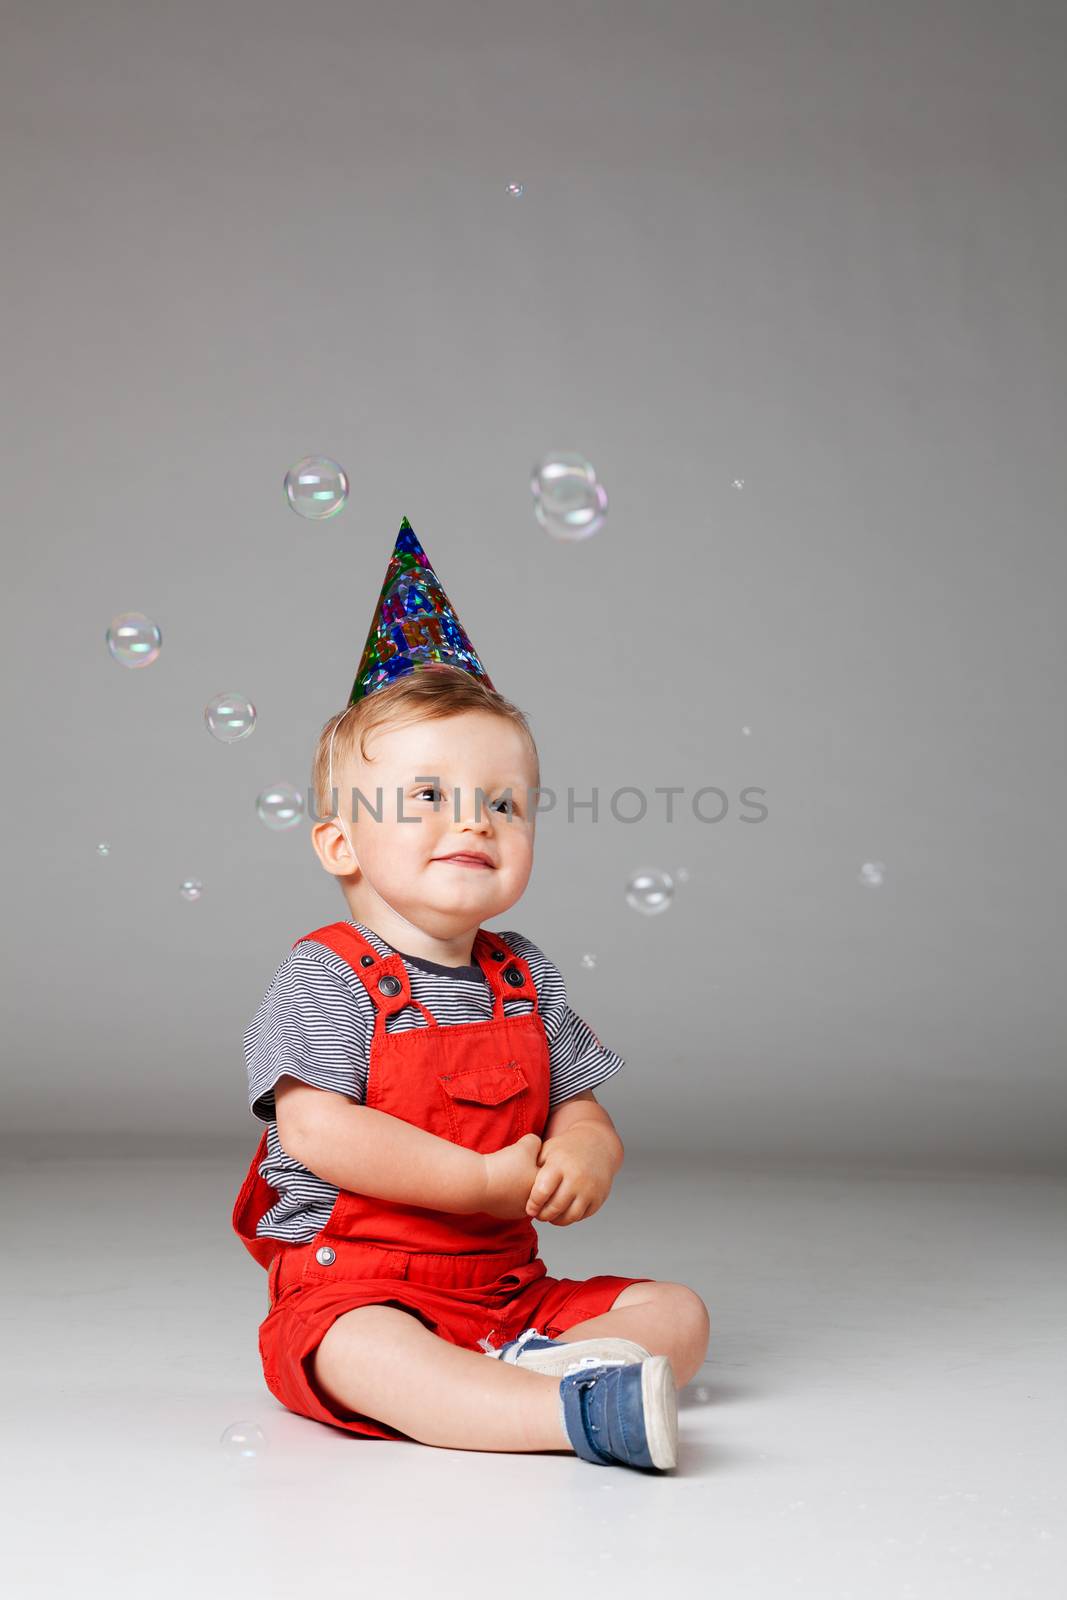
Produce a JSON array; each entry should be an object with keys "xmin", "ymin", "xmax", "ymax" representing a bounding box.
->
[{"xmin": 484, "ymin": 1326, "xmax": 544, "ymax": 1363}]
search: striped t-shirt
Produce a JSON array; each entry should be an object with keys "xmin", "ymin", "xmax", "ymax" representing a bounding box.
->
[{"xmin": 243, "ymin": 919, "xmax": 625, "ymax": 1243}]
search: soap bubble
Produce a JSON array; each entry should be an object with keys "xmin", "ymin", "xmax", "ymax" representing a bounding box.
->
[
  {"xmin": 106, "ymin": 612, "xmax": 162, "ymax": 669},
  {"xmin": 732, "ymin": 478, "xmax": 745, "ymax": 491},
  {"xmin": 531, "ymin": 452, "xmax": 608, "ymax": 542},
  {"xmin": 284, "ymin": 456, "xmax": 349, "ymax": 521},
  {"xmin": 97, "ymin": 842, "xmax": 110, "ymax": 857},
  {"xmin": 219, "ymin": 1421, "xmax": 266, "ymax": 1460},
  {"xmin": 859, "ymin": 861, "xmax": 885, "ymax": 888},
  {"xmin": 625, "ymin": 868, "xmax": 675, "ymax": 916},
  {"xmin": 741, "ymin": 725, "xmax": 752, "ymax": 737},
  {"xmin": 673, "ymin": 867, "xmax": 690, "ymax": 884},
  {"xmin": 204, "ymin": 693, "xmax": 257, "ymax": 743},
  {"xmin": 579, "ymin": 952, "xmax": 597, "ymax": 969},
  {"xmin": 180, "ymin": 879, "xmax": 203, "ymax": 901},
  {"xmin": 257, "ymin": 783, "xmax": 304, "ymax": 830},
  {"xmin": 506, "ymin": 181, "xmax": 525, "ymax": 198}
]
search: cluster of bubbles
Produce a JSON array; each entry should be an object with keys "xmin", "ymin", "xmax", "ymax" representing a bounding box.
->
[
  {"xmin": 282, "ymin": 445, "xmax": 615, "ymax": 546},
  {"xmin": 104, "ymin": 479, "xmax": 320, "ymax": 889},
  {"xmin": 102, "ymin": 446, "xmax": 614, "ymax": 896},
  {"xmin": 103, "ymin": 451, "xmax": 873, "ymax": 919},
  {"xmin": 102, "ymin": 603, "xmax": 304, "ymax": 889}
]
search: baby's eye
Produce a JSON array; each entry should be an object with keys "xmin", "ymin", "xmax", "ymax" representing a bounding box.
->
[{"xmin": 414, "ymin": 786, "xmax": 518, "ymax": 816}]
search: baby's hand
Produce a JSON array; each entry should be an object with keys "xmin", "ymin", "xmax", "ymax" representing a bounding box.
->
[
  {"xmin": 524, "ymin": 1129, "xmax": 616, "ymax": 1225},
  {"xmin": 480, "ymin": 1133, "xmax": 543, "ymax": 1219}
]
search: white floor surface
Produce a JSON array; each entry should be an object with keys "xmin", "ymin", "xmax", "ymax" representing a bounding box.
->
[{"xmin": 1, "ymin": 1148, "xmax": 1063, "ymax": 1599}]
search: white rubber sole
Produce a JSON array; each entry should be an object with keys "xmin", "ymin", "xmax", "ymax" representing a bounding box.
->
[
  {"xmin": 640, "ymin": 1354, "xmax": 679, "ymax": 1471},
  {"xmin": 511, "ymin": 1336, "xmax": 652, "ymax": 1377}
]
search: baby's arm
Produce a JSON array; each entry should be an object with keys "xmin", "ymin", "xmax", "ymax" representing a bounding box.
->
[{"xmin": 275, "ymin": 1078, "xmax": 538, "ymax": 1216}]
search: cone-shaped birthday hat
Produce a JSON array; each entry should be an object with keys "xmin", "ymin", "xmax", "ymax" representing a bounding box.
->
[{"xmin": 348, "ymin": 518, "xmax": 496, "ymax": 705}]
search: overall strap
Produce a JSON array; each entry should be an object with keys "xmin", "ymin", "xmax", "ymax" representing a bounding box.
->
[
  {"xmin": 472, "ymin": 929, "xmax": 539, "ymax": 1012},
  {"xmin": 293, "ymin": 922, "xmax": 438, "ymax": 1027},
  {"xmin": 292, "ymin": 922, "xmax": 541, "ymax": 1024}
]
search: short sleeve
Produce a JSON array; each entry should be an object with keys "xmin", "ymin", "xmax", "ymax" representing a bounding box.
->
[
  {"xmin": 496, "ymin": 932, "xmax": 626, "ymax": 1110},
  {"xmin": 243, "ymin": 943, "xmax": 374, "ymax": 1123}
]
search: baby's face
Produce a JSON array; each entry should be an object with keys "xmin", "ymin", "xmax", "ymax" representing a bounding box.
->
[{"xmin": 334, "ymin": 710, "xmax": 539, "ymax": 934}]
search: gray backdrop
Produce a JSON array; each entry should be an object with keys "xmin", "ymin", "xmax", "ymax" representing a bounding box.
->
[{"xmin": 3, "ymin": 0, "xmax": 1064, "ymax": 1168}]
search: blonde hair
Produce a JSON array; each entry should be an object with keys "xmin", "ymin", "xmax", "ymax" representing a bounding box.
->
[{"xmin": 311, "ymin": 665, "xmax": 541, "ymax": 819}]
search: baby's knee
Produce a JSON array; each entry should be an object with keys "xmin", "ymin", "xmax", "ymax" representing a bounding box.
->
[
  {"xmin": 659, "ymin": 1282, "xmax": 712, "ymax": 1349},
  {"xmin": 313, "ymin": 1302, "xmax": 430, "ymax": 1388}
]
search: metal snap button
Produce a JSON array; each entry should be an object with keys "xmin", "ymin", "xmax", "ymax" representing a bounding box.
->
[
  {"xmin": 315, "ymin": 1246, "xmax": 336, "ymax": 1266},
  {"xmin": 490, "ymin": 950, "xmax": 506, "ymax": 961},
  {"xmin": 502, "ymin": 965, "xmax": 525, "ymax": 987},
  {"xmin": 360, "ymin": 954, "xmax": 375, "ymax": 968},
  {"xmin": 378, "ymin": 974, "xmax": 403, "ymax": 996}
]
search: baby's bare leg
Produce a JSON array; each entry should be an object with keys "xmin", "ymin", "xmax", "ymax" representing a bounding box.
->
[{"xmin": 313, "ymin": 1304, "xmax": 572, "ymax": 1453}]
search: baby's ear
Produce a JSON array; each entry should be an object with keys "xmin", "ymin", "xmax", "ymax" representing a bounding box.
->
[{"xmin": 310, "ymin": 818, "xmax": 356, "ymax": 877}]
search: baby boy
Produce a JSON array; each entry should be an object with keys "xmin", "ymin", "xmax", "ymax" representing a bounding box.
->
[{"xmin": 232, "ymin": 521, "xmax": 710, "ymax": 1471}]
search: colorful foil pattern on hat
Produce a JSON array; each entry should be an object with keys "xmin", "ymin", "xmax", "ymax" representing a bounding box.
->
[{"xmin": 349, "ymin": 518, "xmax": 496, "ymax": 705}]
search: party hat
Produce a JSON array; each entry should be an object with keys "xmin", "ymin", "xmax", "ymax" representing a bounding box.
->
[{"xmin": 349, "ymin": 518, "xmax": 496, "ymax": 705}]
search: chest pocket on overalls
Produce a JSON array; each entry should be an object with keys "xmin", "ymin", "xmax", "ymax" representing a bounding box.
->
[{"xmin": 436, "ymin": 1062, "xmax": 531, "ymax": 1152}]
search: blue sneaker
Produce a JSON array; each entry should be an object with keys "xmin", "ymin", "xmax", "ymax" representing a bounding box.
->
[
  {"xmin": 481, "ymin": 1325, "xmax": 651, "ymax": 1376},
  {"xmin": 559, "ymin": 1355, "xmax": 678, "ymax": 1471}
]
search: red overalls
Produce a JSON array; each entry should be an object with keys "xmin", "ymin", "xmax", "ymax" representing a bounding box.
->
[{"xmin": 232, "ymin": 921, "xmax": 652, "ymax": 1439}]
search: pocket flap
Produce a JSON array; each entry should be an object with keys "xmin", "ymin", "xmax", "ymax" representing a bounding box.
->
[{"xmin": 438, "ymin": 1064, "xmax": 529, "ymax": 1106}]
